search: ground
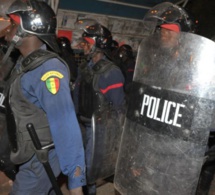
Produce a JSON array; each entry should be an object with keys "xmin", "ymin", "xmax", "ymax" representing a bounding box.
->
[
  {"xmin": 2, "ymin": 170, "xmax": 215, "ymax": 195},
  {"xmin": 0, "ymin": 172, "xmax": 119, "ymax": 195}
]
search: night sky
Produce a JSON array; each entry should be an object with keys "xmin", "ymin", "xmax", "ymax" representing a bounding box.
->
[{"xmin": 185, "ymin": 0, "xmax": 215, "ymax": 39}]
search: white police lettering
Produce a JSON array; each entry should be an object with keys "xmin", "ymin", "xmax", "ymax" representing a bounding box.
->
[
  {"xmin": 0, "ymin": 93, "xmax": 5, "ymax": 108},
  {"xmin": 140, "ymin": 94, "xmax": 185, "ymax": 127}
]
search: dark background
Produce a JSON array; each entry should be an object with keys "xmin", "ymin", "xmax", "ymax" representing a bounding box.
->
[{"xmin": 185, "ymin": 0, "xmax": 215, "ymax": 39}]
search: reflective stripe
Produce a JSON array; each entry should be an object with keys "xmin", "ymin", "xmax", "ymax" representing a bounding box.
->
[{"xmin": 100, "ymin": 83, "xmax": 123, "ymax": 94}]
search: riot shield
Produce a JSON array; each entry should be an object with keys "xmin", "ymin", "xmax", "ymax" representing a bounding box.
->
[
  {"xmin": 87, "ymin": 105, "xmax": 125, "ymax": 184},
  {"xmin": 114, "ymin": 32, "xmax": 215, "ymax": 195}
]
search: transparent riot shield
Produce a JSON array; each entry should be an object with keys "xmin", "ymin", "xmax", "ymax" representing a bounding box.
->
[
  {"xmin": 114, "ymin": 31, "xmax": 215, "ymax": 195},
  {"xmin": 87, "ymin": 105, "xmax": 125, "ymax": 184}
]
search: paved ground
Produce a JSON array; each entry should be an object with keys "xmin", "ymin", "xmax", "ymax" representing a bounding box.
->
[
  {"xmin": 2, "ymin": 171, "xmax": 215, "ymax": 195},
  {"xmin": 0, "ymin": 172, "xmax": 119, "ymax": 195}
]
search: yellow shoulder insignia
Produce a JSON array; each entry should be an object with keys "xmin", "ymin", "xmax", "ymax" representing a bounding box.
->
[{"xmin": 41, "ymin": 71, "xmax": 64, "ymax": 81}]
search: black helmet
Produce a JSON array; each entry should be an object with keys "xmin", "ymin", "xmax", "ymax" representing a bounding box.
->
[
  {"xmin": 6, "ymin": 0, "xmax": 59, "ymax": 52},
  {"xmin": 82, "ymin": 23, "xmax": 112, "ymax": 50},
  {"xmin": 143, "ymin": 2, "xmax": 197, "ymax": 33},
  {"xmin": 118, "ymin": 44, "xmax": 133, "ymax": 59}
]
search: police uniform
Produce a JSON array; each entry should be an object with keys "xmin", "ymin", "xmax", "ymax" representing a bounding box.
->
[
  {"xmin": 78, "ymin": 57, "xmax": 125, "ymax": 117},
  {"xmin": 76, "ymin": 57, "xmax": 125, "ymax": 195},
  {"xmin": 8, "ymin": 45, "xmax": 86, "ymax": 194}
]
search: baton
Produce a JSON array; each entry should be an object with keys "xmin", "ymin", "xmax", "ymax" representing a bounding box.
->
[{"xmin": 26, "ymin": 123, "xmax": 63, "ymax": 195}]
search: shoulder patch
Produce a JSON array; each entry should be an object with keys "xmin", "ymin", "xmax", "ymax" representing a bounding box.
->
[
  {"xmin": 41, "ymin": 71, "xmax": 64, "ymax": 81},
  {"xmin": 45, "ymin": 77, "xmax": 60, "ymax": 94}
]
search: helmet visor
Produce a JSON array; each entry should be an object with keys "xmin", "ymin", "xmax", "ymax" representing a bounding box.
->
[
  {"xmin": 75, "ymin": 19, "xmax": 97, "ymax": 30},
  {"xmin": 75, "ymin": 19, "xmax": 104, "ymax": 36},
  {"xmin": 0, "ymin": 0, "xmax": 31, "ymax": 37},
  {"xmin": 143, "ymin": 2, "xmax": 174, "ymax": 33},
  {"xmin": 0, "ymin": 0, "xmax": 32, "ymax": 17},
  {"xmin": 6, "ymin": 0, "xmax": 33, "ymax": 15}
]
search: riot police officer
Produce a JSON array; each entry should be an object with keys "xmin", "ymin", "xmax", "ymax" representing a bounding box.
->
[
  {"xmin": 143, "ymin": 1, "xmax": 198, "ymax": 34},
  {"xmin": 138, "ymin": 2, "xmax": 198, "ymax": 86},
  {"xmin": 74, "ymin": 22, "xmax": 125, "ymax": 195},
  {"xmin": 114, "ymin": 3, "xmax": 208, "ymax": 195},
  {"xmin": 2, "ymin": 0, "xmax": 86, "ymax": 194},
  {"xmin": 145, "ymin": 5, "xmax": 215, "ymax": 195}
]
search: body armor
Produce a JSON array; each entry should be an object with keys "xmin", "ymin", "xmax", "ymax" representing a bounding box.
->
[
  {"xmin": 7, "ymin": 49, "xmax": 68, "ymax": 164},
  {"xmin": 78, "ymin": 59, "xmax": 118, "ymax": 118}
]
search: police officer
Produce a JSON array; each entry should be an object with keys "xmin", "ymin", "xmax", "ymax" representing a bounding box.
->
[
  {"xmin": 144, "ymin": 4, "xmax": 215, "ymax": 195},
  {"xmin": 74, "ymin": 22, "xmax": 125, "ymax": 195},
  {"xmin": 143, "ymin": 2, "xmax": 198, "ymax": 34},
  {"xmin": 3, "ymin": 0, "xmax": 86, "ymax": 194},
  {"xmin": 130, "ymin": 0, "xmax": 199, "ymax": 185},
  {"xmin": 139, "ymin": 2, "xmax": 198, "ymax": 86}
]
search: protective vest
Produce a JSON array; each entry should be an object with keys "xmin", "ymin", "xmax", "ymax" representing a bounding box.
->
[
  {"xmin": 6, "ymin": 49, "xmax": 68, "ymax": 164},
  {"xmin": 78, "ymin": 59, "xmax": 119, "ymax": 119}
]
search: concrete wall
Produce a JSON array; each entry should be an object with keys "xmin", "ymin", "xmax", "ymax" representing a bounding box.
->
[{"xmin": 57, "ymin": 9, "xmax": 148, "ymax": 52}]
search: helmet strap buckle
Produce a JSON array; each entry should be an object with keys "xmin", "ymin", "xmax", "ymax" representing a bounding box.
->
[{"xmin": 12, "ymin": 34, "xmax": 22, "ymax": 44}]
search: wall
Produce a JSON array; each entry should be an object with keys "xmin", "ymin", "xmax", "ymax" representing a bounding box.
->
[
  {"xmin": 56, "ymin": 0, "xmax": 190, "ymax": 51},
  {"xmin": 57, "ymin": 9, "xmax": 149, "ymax": 52}
]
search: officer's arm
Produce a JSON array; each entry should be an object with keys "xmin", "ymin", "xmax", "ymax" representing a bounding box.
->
[
  {"xmin": 32, "ymin": 58, "xmax": 86, "ymax": 190},
  {"xmin": 99, "ymin": 68, "xmax": 125, "ymax": 106}
]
